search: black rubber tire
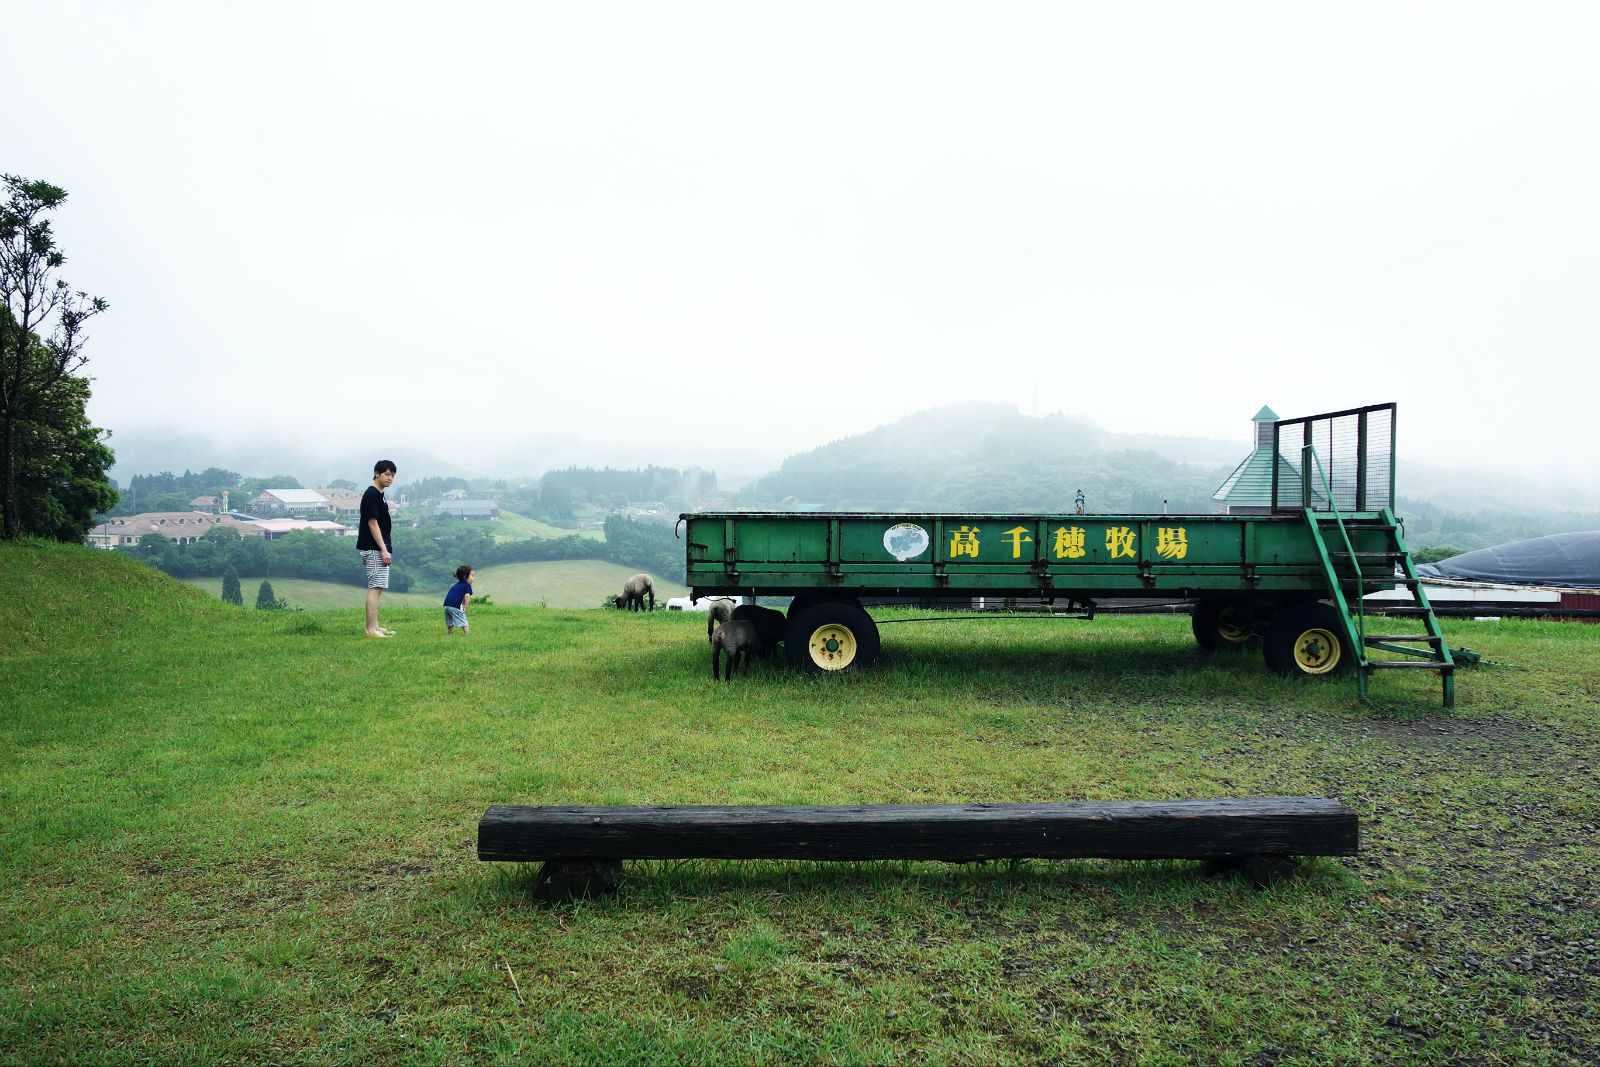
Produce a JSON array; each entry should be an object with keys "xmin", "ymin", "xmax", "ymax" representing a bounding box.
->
[
  {"xmin": 786, "ymin": 601, "xmax": 881, "ymax": 674},
  {"xmin": 1191, "ymin": 599, "xmax": 1256, "ymax": 652},
  {"xmin": 1263, "ymin": 601, "xmax": 1351, "ymax": 677},
  {"xmin": 785, "ymin": 594, "xmax": 823, "ymax": 621}
]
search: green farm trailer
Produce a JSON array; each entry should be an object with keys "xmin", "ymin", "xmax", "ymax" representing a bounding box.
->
[{"xmin": 682, "ymin": 404, "xmax": 1456, "ymax": 706}]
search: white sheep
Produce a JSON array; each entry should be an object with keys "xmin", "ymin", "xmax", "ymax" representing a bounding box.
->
[
  {"xmin": 704, "ymin": 597, "xmax": 739, "ymax": 641},
  {"xmin": 613, "ymin": 573, "xmax": 655, "ymax": 612}
]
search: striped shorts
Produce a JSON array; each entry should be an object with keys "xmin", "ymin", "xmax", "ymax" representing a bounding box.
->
[{"xmin": 359, "ymin": 549, "xmax": 390, "ymax": 589}]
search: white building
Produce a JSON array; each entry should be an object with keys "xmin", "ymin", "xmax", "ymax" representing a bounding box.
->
[{"xmin": 250, "ymin": 488, "xmax": 331, "ymax": 515}]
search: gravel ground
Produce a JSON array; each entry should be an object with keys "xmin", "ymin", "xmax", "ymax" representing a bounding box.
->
[{"xmin": 1254, "ymin": 710, "xmax": 1598, "ymax": 1062}]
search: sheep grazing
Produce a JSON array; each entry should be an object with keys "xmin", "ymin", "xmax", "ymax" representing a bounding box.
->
[
  {"xmin": 704, "ymin": 597, "xmax": 739, "ymax": 641},
  {"xmin": 730, "ymin": 604, "xmax": 787, "ymax": 652},
  {"xmin": 613, "ymin": 573, "xmax": 655, "ymax": 612},
  {"xmin": 711, "ymin": 619, "xmax": 767, "ymax": 682}
]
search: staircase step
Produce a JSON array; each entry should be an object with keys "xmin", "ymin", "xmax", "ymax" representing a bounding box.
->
[
  {"xmin": 1312, "ymin": 517, "xmax": 1395, "ymax": 530},
  {"xmin": 1366, "ymin": 606, "xmax": 1434, "ymax": 615},
  {"xmin": 1364, "ymin": 635, "xmax": 1442, "ymax": 643},
  {"xmin": 1369, "ymin": 661, "xmax": 1453, "ymax": 671},
  {"xmin": 1329, "ymin": 551, "xmax": 1406, "ymax": 560}
]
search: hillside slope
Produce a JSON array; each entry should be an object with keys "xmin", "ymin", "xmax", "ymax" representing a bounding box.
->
[{"xmin": 0, "ymin": 540, "xmax": 217, "ymax": 657}]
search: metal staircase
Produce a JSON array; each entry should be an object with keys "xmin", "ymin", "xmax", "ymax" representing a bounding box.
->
[
  {"xmin": 1304, "ymin": 507, "xmax": 1455, "ymax": 707},
  {"xmin": 1270, "ymin": 402, "xmax": 1455, "ymax": 707}
]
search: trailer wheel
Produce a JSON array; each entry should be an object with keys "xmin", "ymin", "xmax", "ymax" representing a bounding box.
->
[
  {"xmin": 786, "ymin": 594, "xmax": 822, "ymax": 620},
  {"xmin": 788, "ymin": 601, "xmax": 880, "ymax": 673},
  {"xmin": 1192, "ymin": 599, "xmax": 1255, "ymax": 652},
  {"xmin": 1263, "ymin": 602, "xmax": 1350, "ymax": 677}
]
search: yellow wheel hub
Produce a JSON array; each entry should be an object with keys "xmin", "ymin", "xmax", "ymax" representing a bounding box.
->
[
  {"xmin": 807, "ymin": 623, "xmax": 858, "ymax": 671},
  {"xmin": 1216, "ymin": 605, "xmax": 1250, "ymax": 644},
  {"xmin": 1292, "ymin": 627, "xmax": 1342, "ymax": 674}
]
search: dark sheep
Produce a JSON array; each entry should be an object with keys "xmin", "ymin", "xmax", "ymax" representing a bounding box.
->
[
  {"xmin": 704, "ymin": 597, "xmax": 739, "ymax": 641},
  {"xmin": 730, "ymin": 604, "xmax": 787, "ymax": 652},
  {"xmin": 613, "ymin": 573, "xmax": 655, "ymax": 612},
  {"xmin": 711, "ymin": 619, "xmax": 767, "ymax": 682}
]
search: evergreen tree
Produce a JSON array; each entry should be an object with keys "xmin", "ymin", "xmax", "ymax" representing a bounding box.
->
[
  {"xmin": 255, "ymin": 579, "xmax": 281, "ymax": 610},
  {"xmin": 221, "ymin": 565, "xmax": 243, "ymax": 605}
]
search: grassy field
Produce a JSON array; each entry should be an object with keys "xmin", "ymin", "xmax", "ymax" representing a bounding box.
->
[
  {"xmin": 470, "ymin": 560, "xmax": 688, "ymax": 609},
  {"xmin": 182, "ymin": 560, "xmax": 687, "ymax": 612},
  {"xmin": 3, "ymin": 540, "xmax": 1597, "ymax": 1064},
  {"xmin": 481, "ymin": 511, "xmax": 605, "ymax": 544},
  {"xmin": 182, "ymin": 576, "xmax": 441, "ymax": 610}
]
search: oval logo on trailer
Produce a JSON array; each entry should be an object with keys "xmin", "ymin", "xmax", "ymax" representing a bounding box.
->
[{"xmin": 883, "ymin": 523, "xmax": 930, "ymax": 561}]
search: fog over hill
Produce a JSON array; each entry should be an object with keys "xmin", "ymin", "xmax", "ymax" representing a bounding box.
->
[
  {"xmin": 105, "ymin": 428, "xmax": 781, "ymax": 493},
  {"xmin": 740, "ymin": 404, "xmax": 1234, "ymax": 512},
  {"xmin": 106, "ymin": 404, "xmax": 1600, "ymax": 527}
]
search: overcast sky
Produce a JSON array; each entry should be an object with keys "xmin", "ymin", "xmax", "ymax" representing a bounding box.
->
[{"xmin": 5, "ymin": 2, "xmax": 1597, "ymax": 480}]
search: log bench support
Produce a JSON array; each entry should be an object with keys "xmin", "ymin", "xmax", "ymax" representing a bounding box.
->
[{"xmin": 478, "ymin": 797, "xmax": 1358, "ymax": 901}]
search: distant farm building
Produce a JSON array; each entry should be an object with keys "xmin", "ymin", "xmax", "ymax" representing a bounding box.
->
[
  {"xmin": 87, "ymin": 512, "xmax": 353, "ymax": 547},
  {"xmin": 88, "ymin": 512, "xmax": 264, "ymax": 547},
  {"xmin": 433, "ymin": 500, "xmax": 499, "ymax": 521},
  {"xmin": 314, "ymin": 488, "xmax": 364, "ymax": 519},
  {"xmin": 1384, "ymin": 531, "xmax": 1600, "ymax": 621},
  {"xmin": 250, "ymin": 488, "xmax": 331, "ymax": 515},
  {"xmin": 250, "ymin": 519, "xmax": 354, "ymax": 541}
]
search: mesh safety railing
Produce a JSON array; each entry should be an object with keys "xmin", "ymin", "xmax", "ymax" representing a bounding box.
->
[{"xmin": 1271, "ymin": 403, "xmax": 1395, "ymax": 512}]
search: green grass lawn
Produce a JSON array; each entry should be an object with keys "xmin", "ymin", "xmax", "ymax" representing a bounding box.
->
[
  {"xmin": 3, "ymin": 540, "xmax": 1597, "ymax": 1064},
  {"xmin": 181, "ymin": 561, "xmax": 687, "ymax": 612}
]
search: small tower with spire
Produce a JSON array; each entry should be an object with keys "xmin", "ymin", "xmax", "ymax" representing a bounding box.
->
[{"xmin": 1211, "ymin": 405, "xmax": 1316, "ymax": 515}]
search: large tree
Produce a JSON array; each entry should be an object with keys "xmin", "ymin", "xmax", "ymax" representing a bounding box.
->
[
  {"xmin": 7, "ymin": 341, "xmax": 116, "ymax": 540},
  {"xmin": 0, "ymin": 176, "xmax": 108, "ymax": 541}
]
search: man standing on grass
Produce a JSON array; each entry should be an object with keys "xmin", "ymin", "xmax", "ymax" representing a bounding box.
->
[{"xmin": 359, "ymin": 460, "xmax": 397, "ymax": 638}]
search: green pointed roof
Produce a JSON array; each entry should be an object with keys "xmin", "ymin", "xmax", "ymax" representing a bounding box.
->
[
  {"xmin": 1252, "ymin": 405, "xmax": 1278, "ymax": 422},
  {"xmin": 1212, "ymin": 448, "xmax": 1325, "ymax": 506}
]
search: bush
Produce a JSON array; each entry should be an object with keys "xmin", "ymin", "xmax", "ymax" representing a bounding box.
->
[
  {"xmin": 221, "ymin": 565, "xmax": 243, "ymax": 606},
  {"xmin": 255, "ymin": 580, "xmax": 286, "ymax": 610}
]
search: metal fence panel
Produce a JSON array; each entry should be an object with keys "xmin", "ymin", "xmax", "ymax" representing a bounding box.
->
[{"xmin": 1271, "ymin": 403, "xmax": 1395, "ymax": 513}]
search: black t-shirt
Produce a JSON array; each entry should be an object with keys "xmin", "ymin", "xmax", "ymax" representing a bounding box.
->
[{"xmin": 357, "ymin": 485, "xmax": 392, "ymax": 552}]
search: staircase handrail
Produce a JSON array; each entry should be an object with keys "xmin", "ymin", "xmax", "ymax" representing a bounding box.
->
[{"xmin": 1302, "ymin": 444, "xmax": 1369, "ymax": 645}]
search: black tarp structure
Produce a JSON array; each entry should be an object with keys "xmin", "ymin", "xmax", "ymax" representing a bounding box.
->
[{"xmin": 1418, "ymin": 531, "xmax": 1600, "ymax": 589}]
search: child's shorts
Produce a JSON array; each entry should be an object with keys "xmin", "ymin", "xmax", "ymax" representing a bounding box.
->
[{"xmin": 444, "ymin": 606, "xmax": 468, "ymax": 629}]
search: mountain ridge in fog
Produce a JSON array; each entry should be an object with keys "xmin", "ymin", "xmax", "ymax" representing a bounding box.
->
[{"xmin": 105, "ymin": 404, "xmax": 1600, "ymax": 518}]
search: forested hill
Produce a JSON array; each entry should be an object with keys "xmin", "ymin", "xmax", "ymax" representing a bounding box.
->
[
  {"xmin": 742, "ymin": 404, "xmax": 1233, "ymax": 513},
  {"xmin": 737, "ymin": 403, "xmax": 1600, "ymax": 551}
]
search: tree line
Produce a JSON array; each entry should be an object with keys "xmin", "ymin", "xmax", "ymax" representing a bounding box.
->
[
  {"xmin": 109, "ymin": 469, "xmax": 324, "ymax": 516},
  {"xmin": 125, "ymin": 512, "xmax": 683, "ymax": 593},
  {"xmin": 1394, "ymin": 498, "xmax": 1600, "ymax": 554},
  {"xmin": 539, "ymin": 465, "xmax": 717, "ymax": 518}
]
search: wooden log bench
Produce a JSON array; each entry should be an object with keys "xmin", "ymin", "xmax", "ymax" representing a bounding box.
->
[{"xmin": 477, "ymin": 797, "xmax": 1359, "ymax": 900}]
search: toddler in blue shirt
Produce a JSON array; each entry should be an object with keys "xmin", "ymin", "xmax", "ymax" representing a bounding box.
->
[{"xmin": 444, "ymin": 564, "xmax": 474, "ymax": 634}]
